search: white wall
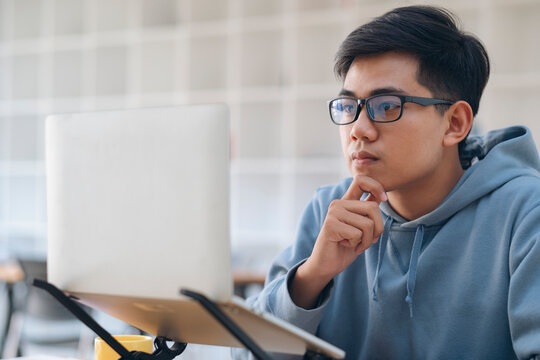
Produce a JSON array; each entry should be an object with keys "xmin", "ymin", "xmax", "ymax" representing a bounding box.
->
[{"xmin": 0, "ymin": 0, "xmax": 539, "ymax": 269}]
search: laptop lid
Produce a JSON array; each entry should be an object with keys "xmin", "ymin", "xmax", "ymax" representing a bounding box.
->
[{"xmin": 46, "ymin": 104, "xmax": 232, "ymax": 302}]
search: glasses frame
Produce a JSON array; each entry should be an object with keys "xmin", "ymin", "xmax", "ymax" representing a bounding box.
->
[{"xmin": 328, "ymin": 94, "xmax": 454, "ymax": 125}]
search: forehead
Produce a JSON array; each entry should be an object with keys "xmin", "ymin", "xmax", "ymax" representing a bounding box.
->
[{"xmin": 342, "ymin": 52, "xmax": 430, "ymax": 97}]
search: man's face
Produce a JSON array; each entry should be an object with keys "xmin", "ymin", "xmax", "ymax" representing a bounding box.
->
[{"xmin": 339, "ymin": 52, "xmax": 449, "ymax": 193}]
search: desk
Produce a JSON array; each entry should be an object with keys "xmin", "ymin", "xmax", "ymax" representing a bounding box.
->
[
  {"xmin": 0, "ymin": 262, "xmax": 24, "ymax": 357},
  {"xmin": 233, "ymin": 271, "xmax": 265, "ymax": 298}
]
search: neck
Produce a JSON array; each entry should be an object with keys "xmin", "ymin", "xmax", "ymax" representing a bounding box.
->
[{"xmin": 387, "ymin": 153, "xmax": 464, "ymax": 221}]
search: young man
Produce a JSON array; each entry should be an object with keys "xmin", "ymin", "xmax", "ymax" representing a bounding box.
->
[{"xmin": 234, "ymin": 5, "xmax": 540, "ymax": 359}]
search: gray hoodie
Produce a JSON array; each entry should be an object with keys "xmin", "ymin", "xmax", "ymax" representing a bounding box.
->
[{"xmin": 232, "ymin": 126, "xmax": 540, "ymax": 360}]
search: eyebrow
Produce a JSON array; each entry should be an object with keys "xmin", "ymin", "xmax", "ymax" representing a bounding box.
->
[{"xmin": 338, "ymin": 87, "xmax": 406, "ymax": 98}]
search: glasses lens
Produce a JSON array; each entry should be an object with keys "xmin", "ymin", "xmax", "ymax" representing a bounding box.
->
[
  {"xmin": 367, "ymin": 95, "xmax": 402, "ymax": 122},
  {"xmin": 330, "ymin": 98, "xmax": 357, "ymax": 124}
]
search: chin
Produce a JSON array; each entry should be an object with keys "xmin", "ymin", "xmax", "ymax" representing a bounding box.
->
[
  {"xmin": 349, "ymin": 168, "xmax": 390, "ymax": 191},
  {"xmin": 349, "ymin": 166, "xmax": 374, "ymax": 178}
]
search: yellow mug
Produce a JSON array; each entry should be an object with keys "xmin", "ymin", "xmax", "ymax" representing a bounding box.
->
[{"xmin": 95, "ymin": 335, "xmax": 153, "ymax": 360}]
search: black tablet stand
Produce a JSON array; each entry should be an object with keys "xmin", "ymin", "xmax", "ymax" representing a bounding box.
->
[{"xmin": 33, "ymin": 279, "xmax": 333, "ymax": 360}]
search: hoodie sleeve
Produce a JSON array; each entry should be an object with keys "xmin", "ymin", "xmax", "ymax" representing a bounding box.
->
[
  {"xmin": 230, "ymin": 186, "xmax": 338, "ymax": 360},
  {"xmin": 249, "ymin": 189, "xmax": 334, "ymax": 329},
  {"xmin": 508, "ymin": 200, "xmax": 540, "ymax": 360}
]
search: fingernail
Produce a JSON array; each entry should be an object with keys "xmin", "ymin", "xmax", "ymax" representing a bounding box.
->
[{"xmin": 382, "ymin": 192, "xmax": 388, "ymax": 202}]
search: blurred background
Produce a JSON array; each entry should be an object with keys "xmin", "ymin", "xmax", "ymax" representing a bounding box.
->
[{"xmin": 0, "ymin": 0, "xmax": 539, "ymax": 358}]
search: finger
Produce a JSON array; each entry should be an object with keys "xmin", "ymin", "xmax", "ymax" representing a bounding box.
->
[
  {"xmin": 365, "ymin": 193, "xmax": 385, "ymax": 203},
  {"xmin": 353, "ymin": 231, "xmax": 375, "ymax": 255},
  {"xmin": 348, "ymin": 215, "xmax": 375, "ymax": 245},
  {"xmin": 355, "ymin": 240, "xmax": 371, "ymax": 255},
  {"xmin": 353, "ymin": 220, "xmax": 378, "ymax": 254},
  {"xmin": 355, "ymin": 241, "xmax": 363, "ymax": 254},
  {"xmin": 328, "ymin": 210, "xmax": 376, "ymax": 248},
  {"xmin": 333, "ymin": 223, "xmax": 364, "ymax": 248},
  {"xmin": 338, "ymin": 239, "xmax": 358, "ymax": 248},
  {"xmin": 340, "ymin": 200, "xmax": 385, "ymax": 238},
  {"xmin": 342, "ymin": 175, "xmax": 387, "ymax": 203}
]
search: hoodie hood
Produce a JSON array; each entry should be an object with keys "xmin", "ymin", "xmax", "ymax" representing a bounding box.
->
[{"xmin": 373, "ymin": 126, "xmax": 540, "ymax": 316}]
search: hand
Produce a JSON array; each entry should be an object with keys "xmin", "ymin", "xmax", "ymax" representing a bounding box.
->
[
  {"xmin": 309, "ymin": 175, "xmax": 386, "ymax": 277},
  {"xmin": 290, "ymin": 176, "xmax": 386, "ymax": 309}
]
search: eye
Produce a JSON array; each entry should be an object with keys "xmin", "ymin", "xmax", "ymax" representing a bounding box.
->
[
  {"xmin": 332, "ymin": 100, "xmax": 356, "ymax": 114},
  {"xmin": 343, "ymin": 104, "xmax": 355, "ymax": 114},
  {"xmin": 367, "ymin": 95, "xmax": 402, "ymax": 121},
  {"xmin": 377, "ymin": 101, "xmax": 400, "ymax": 112}
]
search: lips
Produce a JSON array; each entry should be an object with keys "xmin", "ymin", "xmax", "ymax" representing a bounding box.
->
[{"xmin": 351, "ymin": 150, "xmax": 378, "ymax": 166}]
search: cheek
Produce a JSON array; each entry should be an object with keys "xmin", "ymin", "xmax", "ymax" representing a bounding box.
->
[
  {"xmin": 339, "ymin": 126, "xmax": 351, "ymax": 154},
  {"xmin": 389, "ymin": 126, "xmax": 444, "ymax": 171}
]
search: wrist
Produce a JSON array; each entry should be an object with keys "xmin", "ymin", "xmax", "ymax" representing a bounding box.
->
[
  {"xmin": 300, "ymin": 257, "xmax": 336, "ymax": 287},
  {"xmin": 289, "ymin": 259, "xmax": 334, "ymax": 310}
]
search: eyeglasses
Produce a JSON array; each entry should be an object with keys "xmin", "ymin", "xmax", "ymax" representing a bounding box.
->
[{"xmin": 328, "ymin": 94, "xmax": 454, "ymax": 125}]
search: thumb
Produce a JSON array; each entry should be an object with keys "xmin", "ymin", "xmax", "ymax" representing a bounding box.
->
[
  {"xmin": 364, "ymin": 193, "xmax": 389, "ymax": 205},
  {"xmin": 342, "ymin": 176, "xmax": 387, "ymax": 203}
]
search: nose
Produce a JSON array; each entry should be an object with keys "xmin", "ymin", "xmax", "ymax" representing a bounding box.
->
[{"xmin": 349, "ymin": 109, "xmax": 378, "ymax": 142}]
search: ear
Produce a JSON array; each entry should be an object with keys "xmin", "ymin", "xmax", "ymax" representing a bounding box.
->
[{"xmin": 442, "ymin": 100, "xmax": 473, "ymax": 147}]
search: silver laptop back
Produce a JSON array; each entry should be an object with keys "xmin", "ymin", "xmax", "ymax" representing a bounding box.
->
[{"xmin": 46, "ymin": 104, "xmax": 232, "ymax": 302}]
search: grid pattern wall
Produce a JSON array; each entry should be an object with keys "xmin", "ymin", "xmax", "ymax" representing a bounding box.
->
[{"xmin": 0, "ymin": 0, "xmax": 539, "ymax": 268}]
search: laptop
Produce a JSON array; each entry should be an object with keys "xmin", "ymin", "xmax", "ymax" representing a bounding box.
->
[{"xmin": 45, "ymin": 104, "xmax": 345, "ymax": 359}]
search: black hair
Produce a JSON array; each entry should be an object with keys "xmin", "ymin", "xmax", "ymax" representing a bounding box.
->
[{"xmin": 334, "ymin": 5, "xmax": 490, "ymax": 117}]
